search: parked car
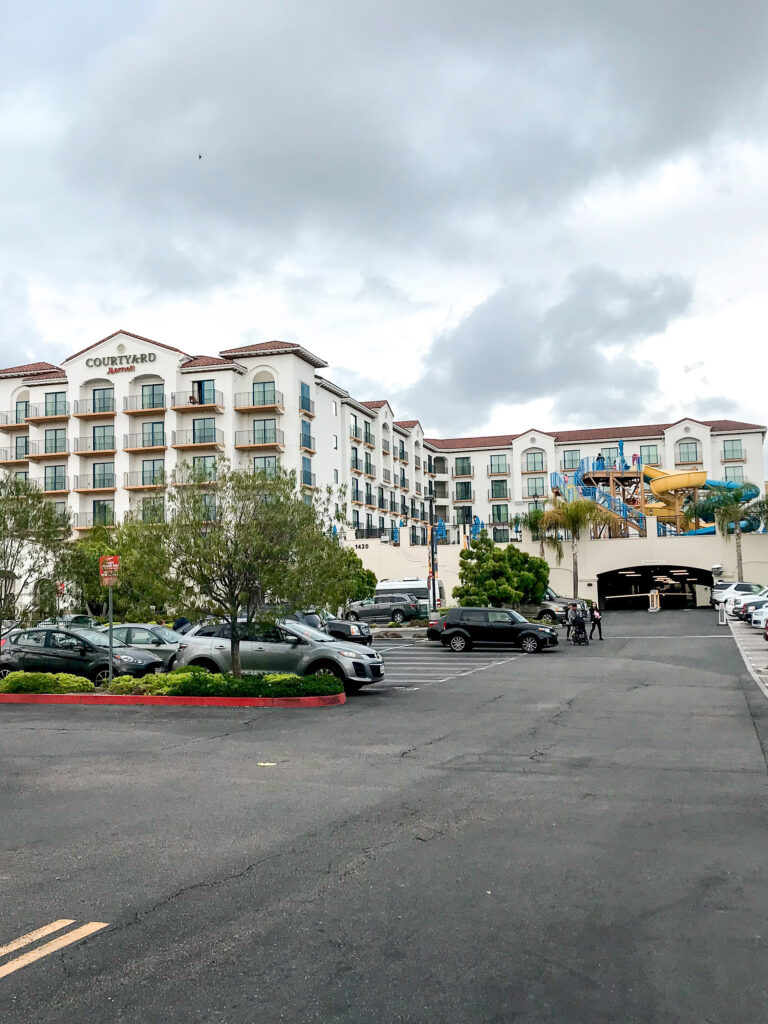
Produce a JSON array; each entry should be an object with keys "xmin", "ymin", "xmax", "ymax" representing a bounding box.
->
[
  {"xmin": 711, "ymin": 582, "xmax": 765, "ymax": 607},
  {"xmin": 37, "ymin": 614, "xmax": 102, "ymax": 630},
  {"xmin": 736, "ymin": 596, "xmax": 768, "ymax": 622},
  {"xmin": 174, "ymin": 620, "xmax": 384, "ymax": 693},
  {"xmin": 427, "ymin": 613, "xmax": 449, "ymax": 641},
  {"xmin": 286, "ymin": 610, "xmax": 373, "ymax": 646},
  {"xmin": 439, "ymin": 607, "xmax": 559, "ymax": 653},
  {"xmin": 346, "ymin": 593, "xmax": 419, "ymax": 624},
  {"xmin": 751, "ymin": 605, "xmax": 768, "ymax": 631},
  {"xmin": 0, "ymin": 626, "xmax": 164, "ymax": 684},
  {"xmin": 97, "ymin": 623, "xmax": 185, "ymax": 667},
  {"xmin": 519, "ymin": 588, "xmax": 587, "ymax": 625}
]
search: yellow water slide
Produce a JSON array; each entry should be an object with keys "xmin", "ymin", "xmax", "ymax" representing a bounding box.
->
[{"xmin": 642, "ymin": 465, "xmax": 707, "ymax": 524}]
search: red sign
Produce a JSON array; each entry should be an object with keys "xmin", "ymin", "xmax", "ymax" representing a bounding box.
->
[{"xmin": 99, "ymin": 555, "xmax": 120, "ymax": 586}]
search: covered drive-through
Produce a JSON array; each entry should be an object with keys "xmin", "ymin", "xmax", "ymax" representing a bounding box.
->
[{"xmin": 598, "ymin": 565, "xmax": 714, "ymax": 610}]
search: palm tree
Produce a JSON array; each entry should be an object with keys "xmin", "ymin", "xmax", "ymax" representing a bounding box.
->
[
  {"xmin": 538, "ymin": 498, "xmax": 614, "ymax": 598},
  {"xmin": 687, "ymin": 483, "xmax": 768, "ymax": 582},
  {"xmin": 519, "ymin": 506, "xmax": 546, "ymax": 558}
]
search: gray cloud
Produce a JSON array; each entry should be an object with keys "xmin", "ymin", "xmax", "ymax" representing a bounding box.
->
[
  {"xmin": 692, "ymin": 396, "xmax": 740, "ymax": 418},
  {"xmin": 397, "ymin": 266, "xmax": 693, "ymax": 431}
]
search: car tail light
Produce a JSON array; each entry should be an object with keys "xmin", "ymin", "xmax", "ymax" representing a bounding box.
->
[
  {"xmin": 442, "ymin": 620, "xmax": 447, "ymax": 630},
  {"xmin": 0, "ymin": 638, "xmax": 5, "ymax": 648}
]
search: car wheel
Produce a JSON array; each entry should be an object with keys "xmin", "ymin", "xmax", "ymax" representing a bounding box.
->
[
  {"xmin": 540, "ymin": 611, "xmax": 557, "ymax": 624},
  {"xmin": 347, "ymin": 612, "xmax": 359, "ymax": 621},
  {"xmin": 94, "ymin": 667, "xmax": 111, "ymax": 686},
  {"xmin": 189, "ymin": 659, "xmax": 220, "ymax": 673},
  {"xmin": 308, "ymin": 661, "xmax": 345, "ymax": 682},
  {"xmin": 448, "ymin": 633, "xmax": 470, "ymax": 653},
  {"xmin": 521, "ymin": 635, "xmax": 541, "ymax": 654},
  {"xmin": 392, "ymin": 610, "xmax": 405, "ymax": 623},
  {"xmin": 0, "ymin": 667, "xmax": 11, "ymax": 679}
]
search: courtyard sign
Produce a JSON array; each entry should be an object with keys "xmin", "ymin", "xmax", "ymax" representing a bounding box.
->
[{"xmin": 85, "ymin": 353, "xmax": 157, "ymax": 368}]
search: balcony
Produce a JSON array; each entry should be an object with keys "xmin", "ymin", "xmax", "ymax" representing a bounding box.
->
[
  {"xmin": 487, "ymin": 464, "xmax": 510, "ymax": 476},
  {"xmin": 378, "ymin": 499, "xmax": 388, "ymax": 511},
  {"xmin": 452, "ymin": 470, "xmax": 473, "ymax": 479},
  {"xmin": 234, "ymin": 428, "xmax": 285, "ymax": 451},
  {"xmin": 559, "ymin": 462, "xmax": 580, "ymax": 473},
  {"xmin": 74, "ymin": 475, "xmax": 116, "ymax": 493},
  {"xmin": 123, "ymin": 394, "xmax": 166, "ymax": 415},
  {"xmin": 73, "ymin": 512, "xmax": 116, "ymax": 531},
  {"xmin": 349, "ymin": 426, "xmax": 362, "ymax": 442},
  {"xmin": 365, "ymin": 496, "xmax": 376, "ymax": 509},
  {"xmin": 382, "ymin": 439, "xmax": 390, "ymax": 454},
  {"xmin": 26, "ymin": 403, "xmax": 69, "ymax": 424},
  {"xmin": 124, "ymin": 472, "xmax": 166, "ymax": 490},
  {"xmin": 488, "ymin": 489, "xmax": 509, "ymax": 501},
  {"xmin": 0, "ymin": 448, "xmax": 29, "ymax": 466},
  {"xmin": 27, "ymin": 439, "xmax": 70, "ymax": 461},
  {"xmin": 397, "ymin": 477, "xmax": 410, "ymax": 491},
  {"xmin": 453, "ymin": 489, "xmax": 475, "ymax": 502},
  {"xmin": 721, "ymin": 454, "xmax": 746, "ymax": 464},
  {"xmin": 351, "ymin": 493, "xmax": 364, "ymax": 506},
  {"xmin": 355, "ymin": 527, "xmax": 387, "ymax": 540},
  {"xmin": 414, "ymin": 456, "xmax": 421, "ymax": 469},
  {"xmin": 299, "ymin": 396, "xmax": 315, "ymax": 418},
  {"xmin": 123, "ymin": 433, "xmax": 167, "ymax": 453},
  {"xmin": 299, "ymin": 433, "xmax": 316, "ymax": 454},
  {"xmin": 73, "ymin": 398, "xmax": 116, "ymax": 419},
  {"xmin": 522, "ymin": 465, "xmax": 547, "ymax": 475},
  {"xmin": 399, "ymin": 453, "xmax": 409, "ymax": 465},
  {"xmin": 0, "ymin": 411, "xmax": 31, "ymax": 432},
  {"xmin": 363, "ymin": 462, "xmax": 376, "ymax": 478},
  {"xmin": 233, "ymin": 390, "xmax": 285, "ymax": 413},
  {"xmin": 363, "ymin": 433, "xmax": 375, "ymax": 449},
  {"xmin": 383, "ymin": 468, "xmax": 391, "ymax": 483},
  {"xmin": 172, "ymin": 429, "xmax": 225, "ymax": 450},
  {"xmin": 350, "ymin": 457, "xmax": 364, "ymax": 474},
  {"xmin": 171, "ymin": 390, "xmax": 224, "ymax": 412},
  {"xmin": 74, "ymin": 436, "xmax": 117, "ymax": 455},
  {"xmin": 300, "ymin": 471, "xmax": 317, "ymax": 489},
  {"xmin": 38, "ymin": 476, "xmax": 70, "ymax": 495},
  {"xmin": 415, "ymin": 483, "xmax": 422, "ymax": 494}
]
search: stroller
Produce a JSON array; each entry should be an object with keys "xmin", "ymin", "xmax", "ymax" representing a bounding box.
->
[{"xmin": 570, "ymin": 614, "xmax": 589, "ymax": 646}]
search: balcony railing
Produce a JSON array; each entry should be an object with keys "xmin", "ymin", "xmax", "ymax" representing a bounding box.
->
[
  {"xmin": 487, "ymin": 464, "xmax": 510, "ymax": 475},
  {"xmin": 349, "ymin": 426, "xmax": 362, "ymax": 441},
  {"xmin": 399, "ymin": 452, "xmax": 409, "ymax": 464},
  {"xmin": 389, "ymin": 500, "xmax": 397, "ymax": 512},
  {"xmin": 378, "ymin": 499, "xmax": 388, "ymax": 510},
  {"xmin": 488, "ymin": 489, "xmax": 509, "ymax": 501},
  {"xmin": 414, "ymin": 456, "xmax": 421, "ymax": 469},
  {"xmin": 74, "ymin": 475, "xmax": 116, "ymax": 491},
  {"xmin": 73, "ymin": 512, "xmax": 116, "ymax": 529},
  {"xmin": 234, "ymin": 390, "xmax": 284, "ymax": 410},
  {"xmin": 415, "ymin": 483, "xmax": 422, "ymax": 494},
  {"xmin": 363, "ymin": 462, "xmax": 376, "ymax": 477},
  {"xmin": 28, "ymin": 439, "xmax": 69, "ymax": 457},
  {"xmin": 234, "ymin": 428, "xmax": 285, "ymax": 447},
  {"xmin": 299, "ymin": 434, "xmax": 316, "ymax": 452},
  {"xmin": 74, "ymin": 435, "xmax": 117, "ymax": 452},
  {"xmin": 0, "ymin": 448, "xmax": 29, "ymax": 463},
  {"xmin": 124, "ymin": 471, "xmax": 167, "ymax": 488},
  {"xmin": 398, "ymin": 477, "xmax": 410, "ymax": 490},
  {"xmin": 350, "ymin": 457, "xmax": 363, "ymax": 472},
  {"xmin": 559, "ymin": 462, "xmax": 580, "ymax": 472},
  {"xmin": 172, "ymin": 429, "xmax": 225, "ymax": 447},
  {"xmin": 452, "ymin": 469, "xmax": 473, "ymax": 478},
  {"xmin": 299, "ymin": 396, "xmax": 315, "ymax": 416},
  {"xmin": 170, "ymin": 390, "xmax": 224, "ymax": 410},
  {"xmin": 27, "ymin": 403, "xmax": 69, "ymax": 421},
  {"xmin": 39, "ymin": 476, "xmax": 69, "ymax": 493},
  {"xmin": 300, "ymin": 470, "xmax": 317, "ymax": 488},
  {"xmin": 363, "ymin": 433, "xmax": 375, "ymax": 448},
  {"xmin": 382, "ymin": 439, "xmax": 390, "ymax": 454},
  {"xmin": 383, "ymin": 468, "xmax": 391, "ymax": 483},
  {"xmin": 355, "ymin": 527, "xmax": 386, "ymax": 540},
  {"xmin": 0, "ymin": 410, "xmax": 30, "ymax": 427},
  {"xmin": 73, "ymin": 398, "xmax": 116, "ymax": 416},
  {"xmin": 453, "ymin": 489, "xmax": 475, "ymax": 502},
  {"xmin": 123, "ymin": 393, "xmax": 167, "ymax": 412},
  {"xmin": 124, "ymin": 433, "xmax": 166, "ymax": 450}
]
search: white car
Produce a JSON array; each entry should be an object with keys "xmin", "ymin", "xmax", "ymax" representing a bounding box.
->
[
  {"xmin": 711, "ymin": 582, "xmax": 765, "ymax": 608},
  {"xmin": 751, "ymin": 606, "xmax": 768, "ymax": 630}
]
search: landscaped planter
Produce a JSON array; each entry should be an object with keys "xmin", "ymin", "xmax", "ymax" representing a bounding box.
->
[{"xmin": 0, "ymin": 692, "xmax": 346, "ymax": 708}]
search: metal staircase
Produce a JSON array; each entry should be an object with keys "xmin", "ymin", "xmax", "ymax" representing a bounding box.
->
[{"xmin": 550, "ymin": 459, "xmax": 647, "ymax": 535}]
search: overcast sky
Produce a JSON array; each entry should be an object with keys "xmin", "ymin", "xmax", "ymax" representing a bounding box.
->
[{"xmin": 2, "ymin": 1, "xmax": 767, "ymax": 437}]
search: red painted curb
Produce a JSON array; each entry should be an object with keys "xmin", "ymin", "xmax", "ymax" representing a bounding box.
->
[{"xmin": 0, "ymin": 692, "xmax": 346, "ymax": 708}]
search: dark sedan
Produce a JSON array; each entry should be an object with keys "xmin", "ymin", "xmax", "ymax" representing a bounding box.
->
[{"xmin": 0, "ymin": 627, "xmax": 164, "ymax": 685}]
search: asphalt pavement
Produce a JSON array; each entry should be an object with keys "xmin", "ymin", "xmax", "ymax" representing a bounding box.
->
[{"xmin": 2, "ymin": 609, "xmax": 768, "ymax": 1023}]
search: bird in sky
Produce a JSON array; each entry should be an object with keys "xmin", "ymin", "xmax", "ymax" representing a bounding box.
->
[{"xmin": 198, "ymin": 153, "xmax": 202, "ymax": 160}]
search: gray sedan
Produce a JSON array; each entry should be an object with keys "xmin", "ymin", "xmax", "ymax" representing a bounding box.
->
[
  {"xmin": 175, "ymin": 620, "xmax": 384, "ymax": 693},
  {"xmin": 99, "ymin": 623, "xmax": 185, "ymax": 668}
]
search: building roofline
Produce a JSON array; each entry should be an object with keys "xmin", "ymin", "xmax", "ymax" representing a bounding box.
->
[
  {"xmin": 62, "ymin": 329, "xmax": 190, "ymax": 363},
  {"xmin": 218, "ymin": 340, "xmax": 328, "ymax": 369}
]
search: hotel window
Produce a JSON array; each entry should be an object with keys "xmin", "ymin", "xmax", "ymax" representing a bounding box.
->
[
  {"xmin": 300, "ymin": 382, "xmax": 312, "ymax": 413},
  {"xmin": 300, "ymin": 420, "xmax": 312, "ymax": 447},
  {"xmin": 639, "ymin": 444, "xmax": 658, "ymax": 465},
  {"xmin": 600, "ymin": 447, "xmax": 618, "ymax": 464},
  {"xmin": 52, "ymin": 500, "xmax": 67, "ymax": 518},
  {"xmin": 143, "ymin": 422, "xmax": 164, "ymax": 446},
  {"xmin": 45, "ymin": 428, "xmax": 66, "ymax": 453},
  {"xmin": 202, "ymin": 493, "xmax": 217, "ymax": 521},
  {"xmin": 398, "ymin": 441, "xmax": 406, "ymax": 460},
  {"xmin": 562, "ymin": 450, "xmax": 580, "ymax": 470},
  {"xmin": 333, "ymin": 434, "xmax": 338, "ymax": 450},
  {"xmin": 142, "ymin": 383, "xmax": 164, "ymax": 409},
  {"xmin": 364, "ymin": 422, "xmax": 373, "ymax": 445},
  {"xmin": 364, "ymin": 453, "xmax": 373, "ymax": 474},
  {"xmin": 252, "ymin": 380, "xmax": 276, "ymax": 406},
  {"xmin": 491, "ymin": 504, "xmax": 509, "ymax": 523},
  {"xmin": 365, "ymin": 484, "xmax": 373, "ymax": 505},
  {"xmin": 332, "ymin": 400, "xmax": 338, "ymax": 416},
  {"xmin": 723, "ymin": 439, "xmax": 742, "ymax": 460},
  {"xmin": 254, "ymin": 418, "xmax": 276, "ymax": 444},
  {"xmin": 489, "ymin": 454, "xmax": 508, "ymax": 474},
  {"xmin": 142, "ymin": 459, "xmax": 164, "ymax": 484},
  {"xmin": 44, "ymin": 392, "xmax": 66, "ymax": 416},
  {"xmin": 193, "ymin": 380, "xmax": 216, "ymax": 404},
  {"xmin": 44, "ymin": 465, "xmax": 66, "ymax": 491},
  {"xmin": 92, "ymin": 387, "xmax": 114, "ymax": 413},
  {"xmin": 454, "ymin": 457, "xmax": 472, "ymax": 476},
  {"xmin": 455, "ymin": 480, "xmax": 473, "ymax": 500},
  {"xmin": 193, "ymin": 455, "xmax": 217, "ymax": 481},
  {"xmin": 142, "ymin": 497, "xmax": 165, "ymax": 523},
  {"xmin": 491, "ymin": 479, "xmax": 508, "ymax": 499},
  {"xmin": 14, "ymin": 471, "xmax": 28, "ymax": 482},
  {"xmin": 455, "ymin": 505, "xmax": 473, "ymax": 525},
  {"xmin": 525, "ymin": 451, "xmax": 544, "ymax": 472},
  {"xmin": 93, "ymin": 424, "xmax": 114, "ymax": 450},
  {"xmin": 678, "ymin": 440, "xmax": 700, "ymax": 463},
  {"xmin": 301, "ymin": 456, "xmax": 313, "ymax": 487},
  {"xmin": 15, "ymin": 435, "xmax": 29, "ymax": 458},
  {"xmin": 253, "ymin": 456, "xmax": 277, "ymax": 479},
  {"xmin": 724, "ymin": 465, "xmax": 745, "ymax": 484},
  {"xmin": 493, "ymin": 526, "xmax": 510, "ymax": 543},
  {"xmin": 193, "ymin": 417, "xmax": 216, "ymax": 443},
  {"xmin": 14, "ymin": 399, "xmax": 29, "ymax": 424},
  {"xmin": 527, "ymin": 476, "xmax": 546, "ymax": 497},
  {"xmin": 92, "ymin": 499, "xmax": 114, "ymax": 526},
  {"xmin": 352, "ymin": 509, "xmax": 360, "ymax": 528},
  {"xmin": 333, "ymin": 468, "xmax": 339, "ymax": 483},
  {"xmin": 93, "ymin": 462, "xmax": 115, "ymax": 488}
]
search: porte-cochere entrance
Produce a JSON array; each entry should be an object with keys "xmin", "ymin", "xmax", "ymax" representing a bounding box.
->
[{"xmin": 597, "ymin": 565, "xmax": 714, "ymax": 610}]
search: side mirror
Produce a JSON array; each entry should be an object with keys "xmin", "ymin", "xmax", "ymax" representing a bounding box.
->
[
  {"xmin": 74, "ymin": 645, "xmax": 87, "ymax": 655},
  {"xmin": 286, "ymin": 635, "xmax": 301, "ymax": 646}
]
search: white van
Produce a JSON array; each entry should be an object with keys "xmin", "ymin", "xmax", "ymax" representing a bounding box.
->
[{"xmin": 374, "ymin": 578, "xmax": 446, "ymax": 617}]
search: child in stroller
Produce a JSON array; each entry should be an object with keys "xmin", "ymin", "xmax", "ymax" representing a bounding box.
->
[{"xmin": 570, "ymin": 612, "xmax": 589, "ymax": 646}]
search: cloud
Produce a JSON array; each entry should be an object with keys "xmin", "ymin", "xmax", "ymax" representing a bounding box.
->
[
  {"xmin": 397, "ymin": 266, "xmax": 693, "ymax": 431},
  {"xmin": 692, "ymin": 396, "xmax": 739, "ymax": 418}
]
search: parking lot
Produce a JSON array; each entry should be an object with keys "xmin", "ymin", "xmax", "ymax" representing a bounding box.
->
[{"xmin": 372, "ymin": 637, "xmax": 536, "ymax": 688}]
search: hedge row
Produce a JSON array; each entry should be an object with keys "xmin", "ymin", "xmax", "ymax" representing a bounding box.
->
[{"xmin": 0, "ymin": 672, "xmax": 95, "ymax": 694}]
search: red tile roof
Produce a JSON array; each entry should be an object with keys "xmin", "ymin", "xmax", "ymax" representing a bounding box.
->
[
  {"xmin": 362, "ymin": 400, "xmax": 389, "ymax": 410},
  {"xmin": 25, "ymin": 370, "xmax": 68, "ymax": 383},
  {"xmin": 181, "ymin": 355, "xmax": 237, "ymax": 368},
  {"xmin": 426, "ymin": 433, "xmax": 519, "ymax": 450},
  {"xmin": 218, "ymin": 340, "xmax": 328, "ymax": 368},
  {"xmin": 0, "ymin": 361, "xmax": 61, "ymax": 378},
  {"xmin": 395, "ymin": 419, "xmax": 420, "ymax": 429},
  {"xmin": 62, "ymin": 329, "xmax": 189, "ymax": 362}
]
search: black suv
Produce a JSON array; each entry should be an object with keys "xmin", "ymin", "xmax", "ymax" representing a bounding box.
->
[
  {"xmin": 440, "ymin": 608, "xmax": 559, "ymax": 653},
  {"xmin": 0, "ymin": 627, "xmax": 164, "ymax": 684}
]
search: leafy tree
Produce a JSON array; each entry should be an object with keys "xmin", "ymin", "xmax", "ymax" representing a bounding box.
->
[
  {"xmin": 687, "ymin": 483, "xmax": 768, "ymax": 581},
  {"xmin": 0, "ymin": 474, "xmax": 69, "ymax": 635},
  {"xmin": 453, "ymin": 531, "xmax": 522, "ymax": 607},
  {"xmin": 166, "ymin": 464, "xmax": 349, "ymax": 677},
  {"xmin": 518, "ymin": 506, "xmax": 546, "ymax": 558},
  {"xmin": 538, "ymin": 498, "xmax": 613, "ymax": 598},
  {"xmin": 330, "ymin": 547, "xmax": 377, "ymax": 606},
  {"xmin": 505, "ymin": 544, "xmax": 549, "ymax": 603}
]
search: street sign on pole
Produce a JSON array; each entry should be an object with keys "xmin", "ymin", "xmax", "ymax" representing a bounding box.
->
[{"xmin": 99, "ymin": 555, "xmax": 120, "ymax": 587}]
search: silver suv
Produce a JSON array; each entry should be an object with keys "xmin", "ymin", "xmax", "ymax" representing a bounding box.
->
[
  {"xmin": 174, "ymin": 620, "xmax": 384, "ymax": 693},
  {"xmin": 346, "ymin": 593, "xmax": 419, "ymax": 624}
]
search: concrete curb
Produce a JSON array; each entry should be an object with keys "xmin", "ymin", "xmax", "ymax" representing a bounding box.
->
[
  {"xmin": 0, "ymin": 692, "xmax": 347, "ymax": 708},
  {"xmin": 727, "ymin": 617, "xmax": 768, "ymax": 702}
]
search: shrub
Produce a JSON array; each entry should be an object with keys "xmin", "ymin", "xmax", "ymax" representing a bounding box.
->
[
  {"xmin": 106, "ymin": 667, "xmax": 342, "ymax": 698},
  {"xmin": 0, "ymin": 672, "xmax": 95, "ymax": 694}
]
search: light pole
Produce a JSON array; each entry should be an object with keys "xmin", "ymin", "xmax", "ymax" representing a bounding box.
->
[{"xmin": 428, "ymin": 495, "xmax": 438, "ymax": 612}]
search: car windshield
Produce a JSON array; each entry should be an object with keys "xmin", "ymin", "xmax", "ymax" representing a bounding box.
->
[
  {"xmin": 508, "ymin": 610, "xmax": 527, "ymax": 623},
  {"xmin": 283, "ymin": 621, "xmax": 334, "ymax": 643},
  {"xmin": 72, "ymin": 628, "xmax": 127, "ymax": 648},
  {"xmin": 151, "ymin": 625, "xmax": 184, "ymax": 642}
]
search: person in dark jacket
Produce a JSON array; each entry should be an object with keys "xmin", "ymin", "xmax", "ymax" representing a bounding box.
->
[
  {"xmin": 589, "ymin": 605, "xmax": 603, "ymax": 640},
  {"xmin": 565, "ymin": 603, "xmax": 578, "ymax": 641},
  {"xmin": 173, "ymin": 615, "xmax": 189, "ymax": 631}
]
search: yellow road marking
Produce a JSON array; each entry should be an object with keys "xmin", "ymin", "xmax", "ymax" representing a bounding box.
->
[
  {"xmin": 0, "ymin": 920, "xmax": 75, "ymax": 958},
  {"xmin": 0, "ymin": 922, "xmax": 108, "ymax": 980}
]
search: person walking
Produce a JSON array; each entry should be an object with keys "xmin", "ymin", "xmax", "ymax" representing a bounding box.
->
[
  {"xmin": 565, "ymin": 602, "xmax": 578, "ymax": 641},
  {"xmin": 589, "ymin": 604, "xmax": 603, "ymax": 640}
]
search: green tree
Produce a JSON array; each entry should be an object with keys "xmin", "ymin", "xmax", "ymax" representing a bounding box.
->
[
  {"xmin": 331, "ymin": 547, "xmax": 377, "ymax": 606},
  {"xmin": 538, "ymin": 498, "xmax": 613, "ymax": 598},
  {"xmin": 518, "ymin": 506, "xmax": 546, "ymax": 558},
  {"xmin": 166, "ymin": 464, "xmax": 348, "ymax": 677},
  {"xmin": 453, "ymin": 531, "xmax": 522, "ymax": 607},
  {"xmin": 0, "ymin": 473, "xmax": 69, "ymax": 635},
  {"xmin": 505, "ymin": 544, "xmax": 549, "ymax": 603},
  {"xmin": 688, "ymin": 483, "xmax": 768, "ymax": 582}
]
